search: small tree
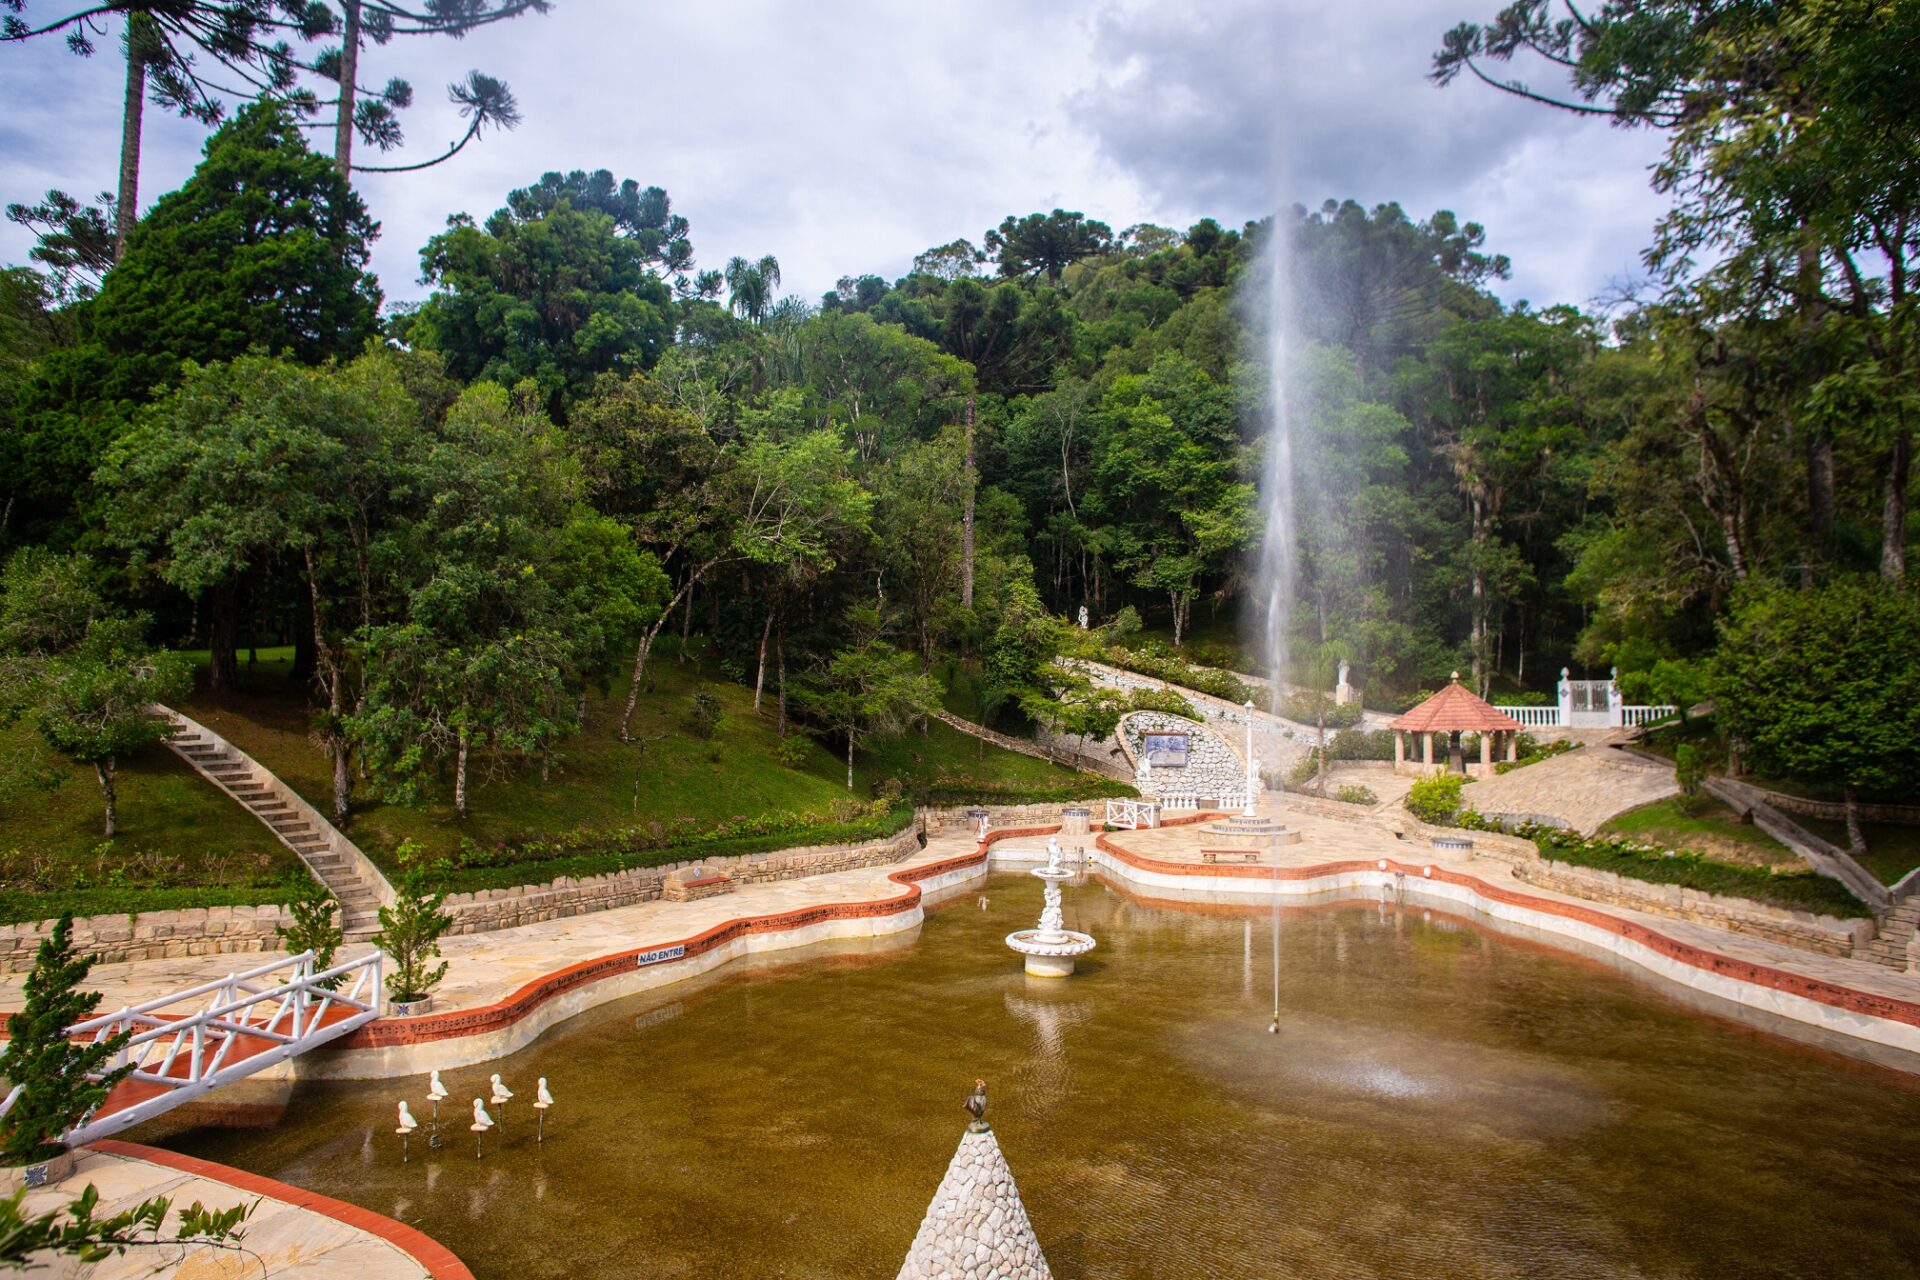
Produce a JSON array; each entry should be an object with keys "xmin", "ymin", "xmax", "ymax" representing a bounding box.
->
[
  {"xmin": 1673, "ymin": 743, "xmax": 1705, "ymax": 811},
  {"xmin": 372, "ymin": 844, "xmax": 451, "ymax": 1005},
  {"xmin": 0, "ymin": 915, "xmax": 131, "ymax": 1165},
  {"xmin": 1405, "ymin": 773, "xmax": 1466, "ymax": 826},
  {"xmin": 689, "ymin": 690, "xmax": 722, "ymax": 740},
  {"xmin": 275, "ymin": 881, "xmax": 343, "ymax": 989},
  {"xmin": 0, "ymin": 1183, "xmax": 251, "ymax": 1269}
]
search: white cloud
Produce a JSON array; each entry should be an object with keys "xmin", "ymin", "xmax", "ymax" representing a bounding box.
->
[{"xmin": 0, "ymin": 0, "xmax": 1669, "ymax": 312}]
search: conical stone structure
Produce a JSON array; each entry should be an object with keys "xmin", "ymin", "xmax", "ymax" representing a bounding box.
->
[{"xmin": 897, "ymin": 1125, "xmax": 1051, "ymax": 1280}]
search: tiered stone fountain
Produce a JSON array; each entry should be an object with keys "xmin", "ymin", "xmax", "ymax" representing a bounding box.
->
[{"xmin": 1004, "ymin": 839, "xmax": 1096, "ymax": 978}]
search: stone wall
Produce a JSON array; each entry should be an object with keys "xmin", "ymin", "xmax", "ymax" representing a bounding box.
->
[
  {"xmin": 1072, "ymin": 659, "xmax": 1313, "ymax": 775},
  {"xmin": 441, "ymin": 824, "xmax": 925, "ymax": 935},
  {"xmin": 1509, "ymin": 860, "xmax": 1870, "ymax": 957},
  {"xmin": 0, "ymin": 904, "xmax": 294, "ymax": 972}
]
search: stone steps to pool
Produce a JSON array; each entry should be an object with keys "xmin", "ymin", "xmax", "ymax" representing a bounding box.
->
[{"xmin": 155, "ymin": 704, "xmax": 391, "ymax": 942}]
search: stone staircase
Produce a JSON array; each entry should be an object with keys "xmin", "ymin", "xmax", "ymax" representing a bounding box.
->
[
  {"xmin": 154, "ymin": 706, "xmax": 390, "ymax": 942},
  {"xmin": 1862, "ymin": 900, "xmax": 1919, "ymax": 970}
]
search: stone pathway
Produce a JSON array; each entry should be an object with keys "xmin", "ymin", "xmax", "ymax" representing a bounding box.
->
[
  {"xmin": 1459, "ymin": 744, "xmax": 1677, "ymax": 833},
  {"xmin": 19, "ymin": 1144, "xmax": 448, "ymax": 1280}
]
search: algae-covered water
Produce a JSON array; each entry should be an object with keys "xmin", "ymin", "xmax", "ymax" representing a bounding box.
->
[{"xmin": 140, "ymin": 874, "xmax": 1920, "ymax": 1279}]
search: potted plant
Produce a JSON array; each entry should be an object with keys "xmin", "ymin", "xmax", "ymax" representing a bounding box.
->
[
  {"xmin": 274, "ymin": 881, "xmax": 344, "ymax": 989},
  {"xmin": 0, "ymin": 915, "xmax": 132, "ymax": 1190},
  {"xmin": 373, "ymin": 843, "xmax": 452, "ymax": 1017}
]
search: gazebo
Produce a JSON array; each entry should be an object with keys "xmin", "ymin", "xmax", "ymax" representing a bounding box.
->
[{"xmin": 1390, "ymin": 673, "xmax": 1524, "ymax": 777}]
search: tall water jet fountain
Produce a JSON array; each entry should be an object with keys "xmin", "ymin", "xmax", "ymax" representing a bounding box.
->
[{"xmin": 1254, "ymin": 229, "xmax": 1298, "ymax": 716}]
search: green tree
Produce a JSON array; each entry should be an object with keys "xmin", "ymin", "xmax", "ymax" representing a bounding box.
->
[
  {"xmin": 275, "ymin": 881, "xmax": 343, "ymax": 985},
  {"xmin": 794, "ymin": 606, "xmax": 942, "ymax": 789},
  {"xmin": 0, "ymin": 552, "xmax": 187, "ymax": 837},
  {"xmin": 402, "ymin": 189, "xmax": 677, "ymax": 413},
  {"xmin": 504, "ymin": 169, "xmax": 693, "ymax": 279},
  {"xmin": 0, "ymin": 914, "xmax": 132, "ymax": 1164},
  {"xmin": 1712, "ymin": 577, "xmax": 1920, "ymax": 852},
  {"xmin": 984, "ymin": 209, "xmax": 1114, "ymax": 285},
  {"xmin": 724, "ymin": 254, "xmax": 782, "ymax": 324}
]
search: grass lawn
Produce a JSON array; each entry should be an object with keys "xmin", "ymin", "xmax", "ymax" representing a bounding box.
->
[
  {"xmin": 0, "ymin": 718, "xmax": 303, "ymax": 923},
  {"xmin": 1793, "ymin": 816, "xmax": 1920, "ymax": 887},
  {"xmin": 180, "ymin": 642, "xmax": 1122, "ymax": 876},
  {"xmin": 1600, "ymin": 796, "xmax": 1803, "ymax": 871}
]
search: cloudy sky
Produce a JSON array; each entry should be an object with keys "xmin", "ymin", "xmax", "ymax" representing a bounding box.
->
[{"xmin": 0, "ymin": 0, "xmax": 1669, "ymax": 311}]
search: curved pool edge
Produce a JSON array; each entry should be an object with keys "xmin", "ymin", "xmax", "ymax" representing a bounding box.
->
[
  {"xmin": 294, "ymin": 820, "xmax": 1920, "ymax": 1079},
  {"xmin": 85, "ymin": 1137, "xmax": 475, "ymax": 1279}
]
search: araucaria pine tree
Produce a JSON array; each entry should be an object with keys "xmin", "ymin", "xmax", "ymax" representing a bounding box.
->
[{"xmin": 0, "ymin": 915, "xmax": 131, "ymax": 1164}]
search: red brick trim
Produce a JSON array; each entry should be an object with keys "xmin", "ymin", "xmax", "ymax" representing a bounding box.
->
[
  {"xmin": 1094, "ymin": 833, "xmax": 1920, "ymax": 1030},
  {"xmin": 85, "ymin": 1137, "xmax": 474, "ymax": 1280},
  {"xmin": 331, "ymin": 844, "xmax": 991, "ymax": 1050}
]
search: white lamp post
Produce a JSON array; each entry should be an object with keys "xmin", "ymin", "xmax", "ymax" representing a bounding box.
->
[{"xmin": 1242, "ymin": 701, "xmax": 1258, "ymax": 817}]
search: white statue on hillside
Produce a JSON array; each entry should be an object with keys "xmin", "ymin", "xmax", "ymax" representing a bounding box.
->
[{"xmin": 1077, "ymin": 605, "xmax": 1089, "ymax": 630}]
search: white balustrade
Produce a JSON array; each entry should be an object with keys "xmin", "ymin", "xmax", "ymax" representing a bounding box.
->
[
  {"xmin": 1495, "ymin": 705, "xmax": 1561, "ymax": 728},
  {"xmin": 1621, "ymin": 705, "xmax": 1678, "ymax": 727}
]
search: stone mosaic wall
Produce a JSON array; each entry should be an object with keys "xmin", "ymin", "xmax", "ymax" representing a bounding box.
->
[{"xmin": 1118, "ymin": 710, "xmax": 1246, "ymax": 802}]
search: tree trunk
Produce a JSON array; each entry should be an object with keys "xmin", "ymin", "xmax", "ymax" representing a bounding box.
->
[
  {"xmin": 576, "ymin": 689, "xmax": 588, "ymax": 727},
  {"xmin": 1883, "ymin": 429, "xmax": 1911, "ymax": 583},
  {"xmin": 754, "ymin": 606, "xmax": 773, "ymax": 712},
  {"xmin": 776, "ymin": 620, "xmax": 788, "ymax": 736},
  {"xmin": 1843, "ymin": 786, "xmax": 1867, "ymax": 856},
  {"xmin": 961, "ymin": 394, "xmax": 977, "ymax": 609},
  {"xmin": 304, "ymin": 546, "xmax": 351, "ymax": 824},
  {"xmin": 207, "ymin": 578, "xmax": 241, "ymax": 694},
  {"xmin": 95, "ymin": 759, "xmax": 117, "ymax": 837},
  {"xmin": 846, "ymin": 732, "xmax": 855, "ymax": 790},
  {"xmin": 115, "ymin": 15, "xmax": 149, "ymax": 262},
  {"xmin": 454, "ymin": 730, "xmax": 469, "ymax": 817},
  {"xmin": 293, "ymin": 589, "xmax": 316, "ymax": 680},
  {"xmin": 618, "ymin": 631, "xmax": 656, "ymax": 742},
  {"xmin": 1807, "ymin": 430, "xmax": 1836, "ymax": 582},
  {"xmin": 332, "ymin": 0, "xmax": 361, "ymax": 174}
]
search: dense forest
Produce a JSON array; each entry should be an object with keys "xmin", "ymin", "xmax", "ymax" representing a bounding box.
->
[{"xmin": 0, "ymin": 0, "xmax": 1915, "ymax": 843}]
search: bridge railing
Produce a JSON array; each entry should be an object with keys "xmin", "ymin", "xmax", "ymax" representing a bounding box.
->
[
  {"xmin": 1105, "ymin": 798, "xmax": 1160, "ymax": 830},
  {"xmin": 38, "ymin": 950, "xmax": 384, "ymax": 1145}
]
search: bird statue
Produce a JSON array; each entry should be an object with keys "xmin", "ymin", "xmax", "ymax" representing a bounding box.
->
[
  {"xmin": 964, "ymin": 1079, "xmax": 989, "ymax": 1133},
  {"xmin": 427, "ymin": 1069, "xmax": 450, "ymax": 1138},
  {"xmin": 428, "ymin": 1070, "xmax": 449, "ymax": 1103},
  {"xmin": 397, "ymin": 1100, "xmax": 418, "ymax": 1162},
  {"xmin": 470, "ymin": 1098, "xmax": 495, "ymax": 1159},
  {"xmin": 490, "ymin": 1073, "xmax": 514, "ymax": 1128},
  {"xmin": 534, "ymin": 1077, "xmax": 554, "ymax": 1143}
]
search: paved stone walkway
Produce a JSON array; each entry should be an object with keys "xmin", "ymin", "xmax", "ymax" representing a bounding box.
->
[
  {"xmin": 19, "ymin": 1146, "xmax": 439, "ymax": 1280},
  {"xmin": 0, "ymin": 835, "xmax": 982, "ymax": 1018},
  {"xmin": 1459, "ymin": 744, "xmax": 1677, "ymax": 833}
]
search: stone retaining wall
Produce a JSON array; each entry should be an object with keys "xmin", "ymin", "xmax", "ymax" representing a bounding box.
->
[
  {"xmin": 0, "ymin": 904, "xmax": 294, "ymax": 972},
  {"xmin": 1708, "ymin": 776, "xmax": 1920, "ymax": 826},
  {"xmin": 441, "ymin": 825, "xmax": 924, "ymax": 935},
  {"xmin": 1509, "ymin": 860, "xmax": 1870, "ymax": 957}
]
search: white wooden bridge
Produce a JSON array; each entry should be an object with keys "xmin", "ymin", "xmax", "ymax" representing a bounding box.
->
[{"xmin": 3, "ymin": 951, "xmax": 382, "ymax": 1146}]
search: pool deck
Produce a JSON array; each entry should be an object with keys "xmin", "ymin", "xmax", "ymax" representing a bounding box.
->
[
  {"xmin": 5, "ymin": 803, "xmax": 1918, "ymax": 1066},
  {"xmin": 17, "ymin": 1140, "xmax": 469, "ymax": 1279}
]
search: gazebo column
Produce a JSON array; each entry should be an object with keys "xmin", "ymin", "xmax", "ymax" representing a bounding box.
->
[
  {"xmin": 1505, "ymin": 731, "xmax": 1519, "ymax": 762},
  {"xmin": 1393, "ymin": 730, "xmax": 1405, "ymax": 771},
  {"xmin": 1479, "ymin": 730, "xmax": 1492, "ymax": 774},
  {"xmin": 1422, "ymin": 731, "xmax": 1434, "ymax": 770}
]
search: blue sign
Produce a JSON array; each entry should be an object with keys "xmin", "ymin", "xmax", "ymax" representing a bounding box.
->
[{"xmin": 635, "ymin": 945, "xmax": 687, "ymax": 968}]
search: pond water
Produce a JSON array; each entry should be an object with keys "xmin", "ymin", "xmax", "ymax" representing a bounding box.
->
[{"xmin": 137, "ymin": 873, "xmax": 1920, "ymax": 1279}]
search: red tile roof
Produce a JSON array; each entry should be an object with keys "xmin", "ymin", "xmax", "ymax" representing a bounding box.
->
[{"xmin": 1388, "ymin": 680, "xmax": 1524, "ymax": 733}]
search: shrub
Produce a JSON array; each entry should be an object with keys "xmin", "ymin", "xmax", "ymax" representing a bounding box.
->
[
  {"xmin": 689, "ymin": 690, "xmax": 722, "ymax": 740},
  {"xmin": 1329, "ymin": 729, "xmax": 1394, "ymax": 761},
  {"xmin": 1405, "ymin": 773, "xmax": 1466, "ymax": 825},
  {"xmin": 1126, "ymin": 687, "xmax": 1198, "ymax": 720},
  {"xmin": 1276, "ymin": 694, "xmax": 1363, "ymax": 728},
  {"xmin": 373, "ymin": 842, "xmax": 452, "ymax": 1004},
  {"xmin": 1334, "ymin": 784, "xmax": 1378, "ymax": 806},
  {"xmin": 0, "ymin": 915, "xmax": 132, "ymax": 1164},
  {"xmin": 775, "ymin": 734, "xmax": 812, "ymax": 768},
  {"xmin": 1101, "ymin": 643, "xmax": 1254, "ymax": 705},
  {"xmin": 1675, "ymin": 743, "xmax": 1704, "ymax": 802}
]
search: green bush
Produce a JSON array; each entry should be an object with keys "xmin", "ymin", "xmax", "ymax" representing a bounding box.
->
[
  {"xmin": 1329, "ymin": 728, "xmax": 1394, "ymax": 761},
  {"xmin": 1334, "ymin": 784, "xmax": 1378, "ymax": 806},
  {"xmin": 1406, "ymin": 773, "xmax": 1466, "ymax": 824},
  {"xmin": 1100, "ymin": 643, "xmax": 1255, "ymax": 705},
  {"xmin": 689, "ymin": 690, "xmax": 722, "ymax": 739},
  {"xmin": 373, "ymin": 842, "xmax": 452, "ymax": 1004},
  {"xmin": 1675, "ymin": 743, "xmax": 1704, "ymax": 801},
  {"xmin": 774, "ymin": 734, "xmax": 812, "ymax": 768},
  {"xmin": 1276, "ymin": 694, "xmax": 1363, "ymax": 728},
  {"xmin": 1125, "ymin": 687, "xmax": 1199, "ymax": 720},
  {"xmin": 275, "ymin": 880, "xmax": 342, "ymax": 983}
]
